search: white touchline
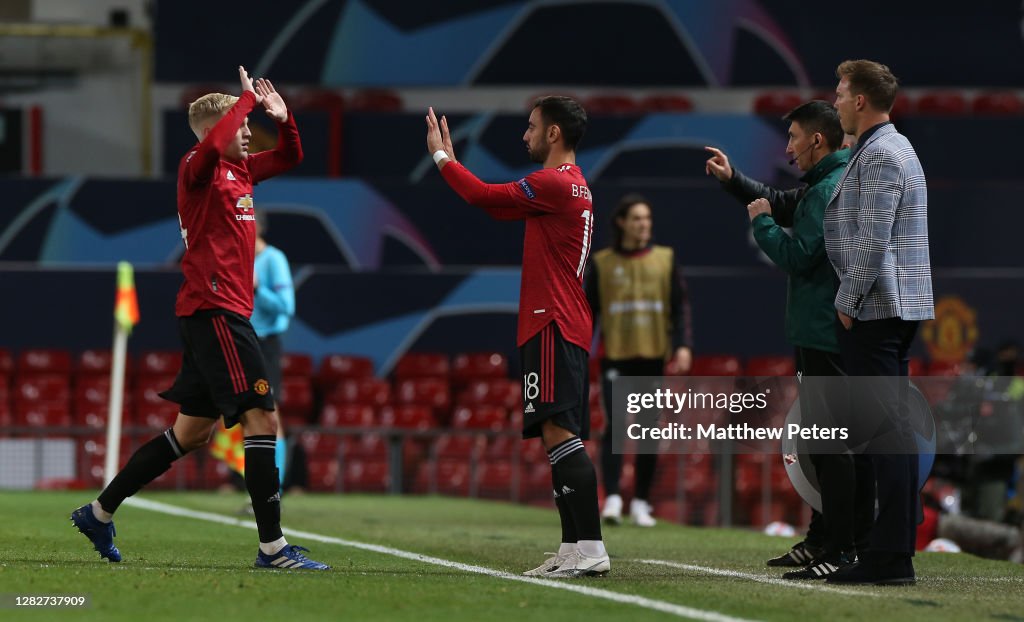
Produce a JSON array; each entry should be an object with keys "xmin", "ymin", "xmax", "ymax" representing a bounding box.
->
[
  {"xmin": 633, "ymin": 560, "xmax": 881, "ymax": 599},
  {"xmin": 124, "ymin": 498, "xmax": 758, "ymax": 622}
]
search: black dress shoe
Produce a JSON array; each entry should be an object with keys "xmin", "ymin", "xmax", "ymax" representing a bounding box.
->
[
  {"xmin": 767, "ymin": 541, "xmax": 824, "ymax": 567},
  {"xmin": 782, "ymin": 552, "xmax": 854, "ymax": 580},
  {"xmin": 826, "ymin": 554, "xmax": 915, "ymax": 585}
]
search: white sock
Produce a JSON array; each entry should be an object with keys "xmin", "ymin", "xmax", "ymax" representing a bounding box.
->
[
  {"xmin": 578, "ymin": 540, "xmax": 606, "ymax": 558},
  {"xmin": 558, "ymin": 542, "xmax": 577, "ymax": 556},
  {"xmin": 259, "ymin": 537, "xmax": 288, "ymax": 556},
  {"xmin": 91, "ymin": 500, "xmax": 112, "ymax": 523}
]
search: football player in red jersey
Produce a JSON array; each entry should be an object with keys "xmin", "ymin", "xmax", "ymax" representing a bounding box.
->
[
  {"xmin": 72, "ymin": 67, "xmax": 329, "ymax": 571},
  {"xmin": 426, "ymin": 98, "xmax": 609, "ymax": 578}
]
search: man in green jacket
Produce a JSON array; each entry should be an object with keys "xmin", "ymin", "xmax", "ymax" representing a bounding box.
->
[{"xmin": 705, "ymin": 100, "xmax": 869, "ymax": 580}]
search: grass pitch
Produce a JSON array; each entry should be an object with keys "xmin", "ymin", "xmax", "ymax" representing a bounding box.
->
[{"xmin": 1, "ymin": 491, "xmax": 1022, "ymax": 621}]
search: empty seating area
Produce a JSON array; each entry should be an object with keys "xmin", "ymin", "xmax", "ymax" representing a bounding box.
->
[
  {"xmin": 754, "ymin": 90, "xmax": 1024, "ymax": 117},
  {"xmin": 0, "ymin": 347, "xmax": 994, "ymax": 524}
]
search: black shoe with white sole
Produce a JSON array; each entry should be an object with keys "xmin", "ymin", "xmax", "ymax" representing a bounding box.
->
[
  {"xmin": 782, "ymin": 553, "xmax": 853, "ymax": 580},
  {"xmin": 766, "ymin": 541, "xmax": 824, "ymax": 567}
]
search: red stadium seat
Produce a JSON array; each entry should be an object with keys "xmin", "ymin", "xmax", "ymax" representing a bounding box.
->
[
  {"xmin": 520, "ymin": 463, "xmax": 555, "ymax": 501},
  {"xmin": 889, "ymin": 93, "xmax": 914, "ymax": 118},
  {"xmin": 342, "ymin": 434, "xmax": 387, "ymax": 460},
  {"xmin": 394, "ymin": 352, "xmax": 449, "ymax": 380},
  {"xmin": 277, "ymin": 376, "xmax": 314, "ymax": 424},
  {"xmin": 456, "ymin": 379, "xmax": 520, "ymax": 410},
  {"xmin": 79, "ymin": 435, "xmax": 132, "ymax": 486},
  {"xmin": 972, "ymin": 92, "xmax": 1023, "ymax": 116},
  {"xmin": 14, "ymin": 400, "xmax": 71, "ymax": 427},
  {"xmin": 908, "ymin": 357, "xmax": 926, "ymax": 377},
  {"xmin": 74, "ymin": 375, "xmax": 128, "ymax": 405},
  {"xmin": 745, "ymin": 356, "xmax": 796, "ymax": 377},
  {"xmin": 452, "ymin": 352, "xmax": 508, "ymax": 385},
  {"xmin": 380, "ymin": 404, "xmax": 435, "ymax": 430},
  {"xmin": 487, "ymin": 435, "xmax": 518, "ymax": 461},
  {"xmin": 133, "ymin": 375, "xmax": 174, "ymax": 405},
  {"xmin": 395, "ymin": 378, "xmax": 451, "ymax": 419},
  {"xmin": 280, "ymin": 353, "xmax": 314, "ymax": 378},
  {"xmin": 76, "ymin": 349, "xmax": 117, "ymax": 375},
  {"xmin": 329, "ymin": 377, "xmax": 391, "ymax": 406},
  {"xmin": 343, "ymin": 459, "xmax": 390, "ymax": 492},
  {"xmin": 0, "ymin": 379, "xmax": 11, "ymax": 428},
  {"xmin": 691, "ymin": 355, "xmax": 743, "ymax": 376},
  {"xmin": 135, "ymin": 403, "xmax": 178, "ymax": 430},
  {"xmin": 451, "ymin": 405, "xmax": 506, "ymax": 431},
  {"xmin": 17, "ymin": 349, "xmax": 72, "ymax": 374},
  {"xmin": 318, "ymin": 354, "xmax": 375, "ymax": 385},
  {"xmin": 916, "ymin": 92, "xmax": 967, "ymax": 116},
  {"xmin": 639, "ymin": 94, "xmax": 694, "ymax": 112},
  {"xmin": 433, "ymin": 434, "xmax": 484, "ymax": 460},
  {"xmin": 299, "ymin": 431, "xmax": 340, "ymax": 459},
  {"xmin": 419, "ymin": 460, "xmax": 470, "ymax": 496},
  {"xmin": 0, "ymin": 348, "xmax": 13, "ymax": 375},
  {"xmin": 348, "ymin": 89, "xmax": 403, "ymax": 112},
  {"xmin": 133, "ymin": 375, "xmax": 178, "ymax": 429},
  {"xmin": 73, "ymin": 376, "xmax": 131, "ymax": 427},
  {"xmin": 753, "ymin": 92, "xmax": 802, "ymax": 116},
  {"xmin": 584, "ymin": 94, "xmax": 640, "ymax": 115},
  {"xmin": 15, "ymin": 373, "xmax": 70, "ymax": 403},
  {"xmin": 306, "ymin": 457, "xmax": 339, "ymax": 491},
  {"xmin": 137, "ymin": 351, "xmax": 182, "ymax": 377},
  {"xmin": 75, "ymin": 403, "xmax": 123, "ymax": 429},
  {"xmin": 150, "ymin": 457, "xmax": 196, "ymax": 490},
  {"xmin": 320, "ymin": 402, "xmax": 375, "ymax": 427},
  {"xmin": 197, "ymin": 456, "xmax": 233, "ymax": 490},
  {"xmin": 477, "ymin": 460, "xmax": 516, "ymax": 499}
]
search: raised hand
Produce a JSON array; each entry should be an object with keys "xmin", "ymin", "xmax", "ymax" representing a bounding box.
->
[
  {"xmin": 255, "ymin": 78, "xmax": 288, "ymax": 123},
  {"xmin": 239, "ymin": 66, "xmax": 263, "ymax": 105},
  {"xmin": 704, "ymin": 146, "xmax": 733, "ymax": 181},
  {"xmin": 439, "ymin": 114, "xmax": 456, "ymax": 162},
  {"xmin": 426, "ymin": 107, "xmax": 444, "ymax": 153},
  {"xmin": 747, "ymin": 198, "xmax": 771, "ymax": 221}
]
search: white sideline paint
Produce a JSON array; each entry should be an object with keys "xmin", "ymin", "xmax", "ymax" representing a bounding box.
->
[
  {"xmin": 124, "ymin": 498, "xmax": 756, "ymax": 622},
  {"xmin": 634, "ymin": 559, "xmax": 880, "ymax": 598}
]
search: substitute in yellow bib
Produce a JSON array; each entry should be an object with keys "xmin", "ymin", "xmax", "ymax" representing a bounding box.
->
[{"xmin": 585, "ymin": 194, "xmax": 693, "ymax": 527}]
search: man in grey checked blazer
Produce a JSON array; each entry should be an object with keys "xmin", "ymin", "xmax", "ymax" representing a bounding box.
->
[{"xmin": 823, "ymin": 60, "xmax": 934, "ymax": 586}]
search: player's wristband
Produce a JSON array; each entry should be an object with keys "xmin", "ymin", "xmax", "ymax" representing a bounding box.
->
[{"xmin": 432, "ymin": 150, "xmax": 449, "ymax": 165}]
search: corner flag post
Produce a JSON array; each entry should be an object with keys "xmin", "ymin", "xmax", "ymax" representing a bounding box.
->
[{"xmin": 104, "ymin": 261, "xmax": 140, "ymax": 486}]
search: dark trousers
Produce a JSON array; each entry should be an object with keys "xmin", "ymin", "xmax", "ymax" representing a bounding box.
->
[
  {"xmin": 796, "ymin": 347, "xmax": 873, "ymax": 555},
  {"xmin": 600, "ymin": 358, "xmax": 664, "ymax": 500},
  {"xmin": 836, "ymin": 316, "xmax": 920, "ymax": 556}
]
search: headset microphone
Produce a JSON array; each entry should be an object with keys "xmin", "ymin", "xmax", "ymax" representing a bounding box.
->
[{"xmin": 788, "ymin": 137, "xmax": 819, "ymax": 165}]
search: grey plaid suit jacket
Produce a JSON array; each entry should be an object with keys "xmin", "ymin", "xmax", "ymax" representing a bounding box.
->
[{"xmin": 824, "ymin": 123, "xmax": 934, "ymax": 321}]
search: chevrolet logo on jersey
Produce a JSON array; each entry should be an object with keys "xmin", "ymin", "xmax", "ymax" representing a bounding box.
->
[{"xmin": 236, "ymin": 194, "xmax": 254, "ymax": 211}]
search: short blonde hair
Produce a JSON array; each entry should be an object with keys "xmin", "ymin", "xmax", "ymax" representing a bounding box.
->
[
  {"xmin": 836, "ymin": 60, "xmax": 899, "ymax": 113},
  {"xmin": 188, "ymin": 92, "xmax": 238, "ymax": 137}
]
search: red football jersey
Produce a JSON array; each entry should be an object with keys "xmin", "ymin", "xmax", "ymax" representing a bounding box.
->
[
  {"xmin": 440, "ymin": 160, "xmax": 594, "ymax": 350},
  {"xmin": 174, "ymin": 90, "xmax": 302, "ymax": 318}
]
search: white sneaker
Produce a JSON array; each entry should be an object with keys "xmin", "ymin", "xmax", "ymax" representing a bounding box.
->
[
  {"xmin": 630, "ymin": 498, "xmax": 657, "ymax": 527},
  {"xmin": 602, "ymin": 494, "xmax": 623, "ymax": 525},
  {"xmin": 543, "ymin": 550, "xmax": 611, "ymax": 578},
  {"xmin": 522, "ymin": 551, "xmax": 570, "ymax": 576}
]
